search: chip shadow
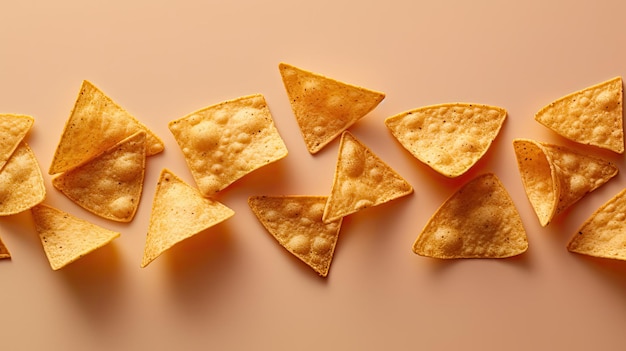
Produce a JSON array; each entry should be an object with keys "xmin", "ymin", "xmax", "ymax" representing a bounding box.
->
[
  {"xmin": 58, "ymin": 242, "xmax": 125, "ymax": 325},
  {"xmin": 163, "ymin": 221, "xmax": 240, "ymax": 313}
]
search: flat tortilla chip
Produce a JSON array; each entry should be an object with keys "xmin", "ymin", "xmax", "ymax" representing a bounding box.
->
[
  {"xmin": 567, "ymin": 188, "xmax": 626, "ymax": 260},
  {"xmin": 31, "ymin": 204, "xmax": 120, "ymax": 270},
  {"xmin": 513, "ymin": 139, "xmax": 617, "ymax": 226},
  {"xmin": 413, "ymin": 173, "xmax": 528, "ymax": 259},
  {"xmin": 168, "ymin": 94, "xmax": 288, "ymax": 196},
  {"xmin": 0, "ymin": 235, "xmax": 10, "ymax": 259},
  {"xmin": 279, "ymin": 62, "xmax": 385, "ymax": 154},
  {"xmin": 385, "ymin": 103, "xmax": 506, "ymax": 177},
  {"xmin": 0, "ymin": 141, "xmax": 45, "ymax": 216},
  {"xmin": 323, "ymin": 132, "xmax": 413, "ymax": 223},
  {"xmin": 49, "ymin": 80, "xmax": 164, "ymax": 174},
  {"xmin": 535, "ymin": 76, "xmax": 623, "ymax": 153},
  {"xmin": 0, "ymin": 114, "xmax": 33, "ymax": 171},
  {"xmin": 249, "ymin": 195, "xmax": 342, "ymax": 277},
  {"xmin": 141, "ymin": 169, "xmax": 235, "ymax": 267},
  {"xmin": 52, "ymin": 132, "xmax": 147, "ymax": 222}
]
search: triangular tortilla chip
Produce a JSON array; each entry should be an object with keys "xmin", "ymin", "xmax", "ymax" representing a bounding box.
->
[
  {"xmin": 568, "ymin": 188, "xmax": 626, "ymax": 260},
  {"xmin": 49, "ymin": 80, "xmax": 164, "ymax": 174},
  {"xmin": 52, "ymin": 132, "xmax": 147, "ymax": 222},
  {"xmin": 0, "ymin": 141, "xmax": 45, "ymax": 216},
  {"xmin": 385, "ymin": 103, "xmax": 506, "ymax": 177},
  {"xmin": 323, "ymin": 132, "xmax": 413, "ymax": 223},
  {"xmin": 249, "ymin": 195, "xmax": 342, "ymax": 277},
  {"xmin": 141, "ymin": 169, "xmax": 235, "ymax": 267},
  {"xmin": 168, "ymin": 94, "xmax": 288, "ymax": 196},
  {"xmin": 31, "ymin": 204, "xmax": 120, "ymax": 270},
  {"xmin": 0, "ymin": 235, "xmax": 10, "ymax": 259},
  {"xmin": 535, "ymin": 76, "xmax": 623, "ymax": 153},
  {"xmin": 0, "ymin": 114, "xmax": 33, "ymax": 171},
  {"xmin": 279, "ymin": 62, "xmax": 385, "ymax": 154},
  {"xmin": 513, "ymin": 139, "xmax": 618, "ymax": 226},
  {"xmin": 413, "ymin": 173, "xmax": 528, "ymax": 259}
]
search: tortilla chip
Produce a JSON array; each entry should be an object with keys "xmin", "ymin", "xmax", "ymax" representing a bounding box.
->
[
  {"xmin": 322, "ymin": 132, "xmax": 413, "ymax": 223},
  {"xmin": 279, "ymin": 62, "xmax": 385, "ymax": 154},
  {"xmin": 0, "ymin": 114, "xmax": 33, "ymax": 171},
  {"xmin": 513, "ymin": 139, "xmax": 617, "ymax": 226},
  {"xmin": 385, "ymin": 103, "xmax": 506, "ymax": 177},
  {"xmin": 49, "ymin": 80, "xmax": 164, "ymax": 174},
  {"xmin": 0, "ymin": 235, "xmax": 10, "ymax": 259},
  {"xmin": 52, "ymin": 132, "xmax": 147, "ymax": 222},
  {"xmin": 413, "ymin": 173, "xmax": 528, "ymax": 259},
  {"xmin": 168, "ymin": 94, "xmax": 288, "ymax": 196},
  {"xmin": 249, "ymin": 195, "xmax": 342, "ymax": 277},
  {"xmin": 31, "ymin": 204, "xmax": 120, "ymax": 270},
  {"xmin": 141, "ymin": 169, "xmax": 235, "ymax": 267},
  {"xmin": 567, "ymin": 188, "xmax": 626, "ymax": 260},
  {"xmin": 0, "ymin": 141, "xmax": 46, "ymax": 216},
  {"xmin": 535, "ymin": 76, "xmax": 623, "ymax": 153}
]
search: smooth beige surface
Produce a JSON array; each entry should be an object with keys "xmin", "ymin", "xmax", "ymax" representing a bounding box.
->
[{"xmin": 1, "ymin": 1, "xmax": 626, "ymax": 350}]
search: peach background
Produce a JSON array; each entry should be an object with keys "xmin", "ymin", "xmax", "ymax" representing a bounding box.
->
[{"xmin": 2, "ymin": 1, "xmax": 626, "ymax": 350}]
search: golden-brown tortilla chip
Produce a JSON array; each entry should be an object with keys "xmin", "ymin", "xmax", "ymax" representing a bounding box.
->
[
  {"xmin": 279, "ymin": 62, "xmax": 385, "ymax": 154},
  {"xmin": 567, "ymin": 188, "xmax": 626, "ymax": 261},
  {"xmin": 168, "ymin": 94, "xmax": 288, "ymax": 196},
  {"xmin": 0, "ymin": 114, "xmax": 33, "ymax": 172},
  {"xmin": 0, "ymin": 142, "xmax": 46, "ymax": 216},
  {"xmin": 141, "ymin": 169, "xmax": 235, "ymax": 267},
  {"xmin": 513, "ymin": 139, "xmax": 617, "ymax": 226},
  {"xmin": 49, "ymin": 80, "xmax": 164, "ymax": 174},
  {"xmin": 31, "ymin": 204, "xmax": 120, "ymax": 270},
  {"xmin": 413, "ymin": 173, "xmax": 528, "ymax": 259},
  {"xmin": 52, "ymin": 132, "xmax": 147, "ymax": 222},
  {"xmin": 385, "ymin": 103, "xmax": 506, "ymax": 177},
  {"xmin": 323, "ymin": 132, "xmax": 413, "ymax": 223},
  {"xmin": 249, "ymin": 195, "xmax": 342, "ymax": 277},
  {"xmin": 535, "ymin": 77, "xmax": 623, "ymax": 153}
]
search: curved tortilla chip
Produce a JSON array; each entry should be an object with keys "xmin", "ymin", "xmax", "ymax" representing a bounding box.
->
[
  {"xmin": 385, "ymin": 103, "xmax": 506, "ymax": 177},
  {"xmin": 323, "ymin": 132, "xmax": 413, "ymax": 223},
  {"xmin": 513, "ymin": 139, "xmax": 618, "ymax": 226},
  {"xmin": 0, "ymin": 114, "xmax": 33, "ymax": 172},
  {"xmin": 141, "ymin": 169, "xmax": 235, "ymax": 267},
  {"xmin": 31, "ymin": 204, "xmax": 120, "ymax": 270},
  {"xmin": 249, "ymin": 195, "xmax": 342, "ymax": 277},
  {"xmin": 49, "ymin": 80, "xmax": 164, "ymax": 174},
  {"xmin": 0, "ymin": 142, "xmax": 45, "ymax": 216},
  {"xmin": 568, "ymin": 188, "xmax": 626, "ymax": 261},
  {"xmin": 169, "ymin": 94, "xmax": 288, "ymax": 196},
  {"xmin": 413, "ymin": 173, "xmax": 528, "ymax": 259},
  {"xmin": 52, "ymin": 132, "xmax": 147, "ymax": 222},
  {"xmin": 535, "ymin": 77, "xmax": 623, "ymax": 153},
  {"xmin": 279, "ymin": 62, "xmax": 385, "ymax": 154}
]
